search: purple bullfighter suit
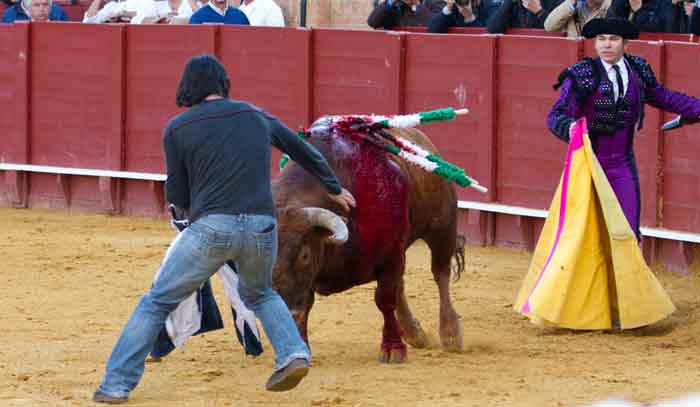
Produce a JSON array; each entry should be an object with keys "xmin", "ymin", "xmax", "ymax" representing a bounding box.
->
[{"xmin": 547, "ymin": 54, "xmax": 700, "ymax": 239}]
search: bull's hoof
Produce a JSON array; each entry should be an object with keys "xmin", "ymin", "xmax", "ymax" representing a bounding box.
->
[
  {"xmin": 440, "ymin": 319, "xmax": 464, "ymax": 352},
  {"xmin": 403, "ymin": 327, "xmax": 429, "ymax": 349},
  {"xmin": 378, "ymin": 343, "xmax": 407, "ymax": 363}
]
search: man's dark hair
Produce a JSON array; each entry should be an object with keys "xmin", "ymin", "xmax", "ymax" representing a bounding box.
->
[{"xmin": 176, "ymin": 55, "xmax": 230, "ymax": 107}]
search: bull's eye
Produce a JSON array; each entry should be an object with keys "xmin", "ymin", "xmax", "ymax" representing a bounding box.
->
[{"xmin": 297, "ymin": 245, "xmax": 311, "ymax": 268}]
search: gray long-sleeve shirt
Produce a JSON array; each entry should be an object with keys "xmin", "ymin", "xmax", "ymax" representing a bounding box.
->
[{"xmin": 163, "ymin": 98, "xmax": 341, "ymax": 221}]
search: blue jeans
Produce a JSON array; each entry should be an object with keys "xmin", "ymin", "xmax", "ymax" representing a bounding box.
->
[{"xmin": 98, "ymin": 214, "xmax": 310, "ymax": 398}]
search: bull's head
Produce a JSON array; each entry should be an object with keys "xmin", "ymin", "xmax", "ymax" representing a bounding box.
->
[{"xmin": 272, "ymin": 207, "xmax": 348, "ymax": 342}]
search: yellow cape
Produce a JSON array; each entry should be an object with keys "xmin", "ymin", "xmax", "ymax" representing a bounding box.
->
[{"xmin": 514, "ymin": 118, "xmax": 675, "ymax": 330}]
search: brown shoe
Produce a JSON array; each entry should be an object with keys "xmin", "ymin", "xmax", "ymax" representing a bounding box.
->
[
  {"xmin": 92, "ymin": 390, "xmax": 128, "ymax": 404},
  {"xmin": 265, "ymin": 358, "xmax": 310, "ymax": 392}
]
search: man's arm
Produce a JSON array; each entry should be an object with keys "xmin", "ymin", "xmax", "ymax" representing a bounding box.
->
[
  {"xmin": 646, "ymin": 84, "xmax": 700, "ymax": 119},
  {"xmin": 630, "ymin": 0, "xmax": 663, "ymax": 32},
  {"xmin": 543, "ymin": 0, "xmax": 573, "ymax": 32},
  {"xmin": 367, "ymin": 0, "xmax": 399, "ymax": 28},
  {"xmin": 427, "ymin": 5, "xmax": 459, "ymax": 32},
  {"xmin": 163, "ymin": 131, "xmax": 190, "ymax": 209},
  {"xmin": 547, "ymin": 77, "xmax": 583, "ymax": 142},
  {"xmin": 487, "ymin": 0, "xmax": 514, "ymax": 32},
  {"xmin": 269, "ymin": 118, "xmax": 342, "ymax": 195},
  {"xmin": 606, "ymin": 0, "xmax": 630, "ymax": 18},
  {"xmin": 691, "ymin": 3, "xmax": 700, "ymax": 34}
]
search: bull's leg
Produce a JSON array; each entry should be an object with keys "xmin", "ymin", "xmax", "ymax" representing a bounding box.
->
[
  {"xmin": 426, "ymin": 239, "xmax": 463, "ymax": 352},
  {"xmin": 290, "ymin": 290, "xmax": 315, "ymax": 346},
  {"xmin": 374, "ymin": 254, "xmax": 408, "ymax": 363},
  {"xmin": 396, "ymin": 277, "xmax": 429, "ymax": 348}
]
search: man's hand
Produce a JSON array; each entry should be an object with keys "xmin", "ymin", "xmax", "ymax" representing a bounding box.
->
[
  {"xmin": 457, "ymin": 1, "xmax": 474, "ymax": 19},
  {"xmin": 522, "ymin": 0, "xmax": 543, "ymax": 14},
  {"xmin": 628, "ymin": 0, "xmax": 642, "ymax": 12},
  {"xmin": 328, "ymin": 188, "xmax": 357, "ymax": 213}
]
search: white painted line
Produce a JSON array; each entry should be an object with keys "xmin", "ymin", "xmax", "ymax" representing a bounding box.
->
[
  {"xmin": 2, "ymin": 164, "xmax": 699, "ymax": 243},
  {"xmin": 458, "ymin": 200, "xmax": 700, "ymax": 244},
  {"xmin": 0, "ymin": 163, "xmax": 166, "ymax": 181}
]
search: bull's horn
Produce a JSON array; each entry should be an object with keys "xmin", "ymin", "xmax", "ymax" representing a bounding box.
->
[{"xmin": 301, "ymin": 207, "xmax": 348, "ymax": 244}]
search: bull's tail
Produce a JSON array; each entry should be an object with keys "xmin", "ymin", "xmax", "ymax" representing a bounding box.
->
[{"xmin": 452, "ymin": 234, "xmax": 466, "ymax": 281}]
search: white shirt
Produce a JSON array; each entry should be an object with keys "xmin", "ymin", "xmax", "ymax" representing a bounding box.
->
[
  {"xmin": 601, "ymin": 57, "xmax": 629, "ymax": 102},
  {"xmin": 239, "ymin": 0, "xmax": 284, "ymax": 27},
  {"xmin": 208, "ymin": 2, "xmax": 227, "ymax": 16}
]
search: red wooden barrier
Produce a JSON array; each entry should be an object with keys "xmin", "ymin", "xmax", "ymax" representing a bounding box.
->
[
  {"xmin": 28, "ymin": 22, "xmax": 124, "ymax": 211},
  {"xmin": 218, "ymin": 25, "xmax": 311, "ymax": 175},
  {"xmin": 405, "ymin": 33, "xmax": 496, "ymax": 202},
  {"xmin": 122, "ymin": 24, "xmax": 215, "ymax": 215},
  {"xmin": 312, "ymin": 29, "xmax": 404, "ymax": 117},
  {"xmin": 404, "ymin": 33, "xmax": 498, "ymax": 245},
  {"xmin": 638, "ymin": 32, "xmax": 697, "ymax": 43},
  {"xmin": 0, "ymin": 22, "xmax": 29, "ymax": 207},
  {"xmin": 495, "ymin": 36, "xmax": 579, "ymax": 246},
  {"xmin": 1, "ymin": 24, "xmax": 699, "ymax": 270}
]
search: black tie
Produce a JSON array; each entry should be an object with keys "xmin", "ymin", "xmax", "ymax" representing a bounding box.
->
[{"xmin": 612, "ymin": 64, "xmax": 625, "ymax": 103}]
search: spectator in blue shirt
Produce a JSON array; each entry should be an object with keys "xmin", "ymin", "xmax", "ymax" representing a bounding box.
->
[
  {"xmin": 189, "ymin": 0, "xmax": 250, "ymax": 24},
  {"xmin": 2, "ymin": 0, "xmax": 68, "ymax": 22}
]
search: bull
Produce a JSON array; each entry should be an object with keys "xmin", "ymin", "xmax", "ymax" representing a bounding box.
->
[{"xmin": 271, "ymin": 117, "xmax": 465, "ymax": 363}]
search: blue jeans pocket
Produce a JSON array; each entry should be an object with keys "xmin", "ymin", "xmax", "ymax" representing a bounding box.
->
[{"xmin": 251, "ymin": 219, "xmax": 276, "ymax": 257}]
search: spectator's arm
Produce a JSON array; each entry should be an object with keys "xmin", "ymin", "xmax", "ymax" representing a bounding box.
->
[
  {"xmin": 2, "ymin": 7, "xmax": 15, "ymax": 23},
  {"xmin": 630, "ymin": 0, "xmax": 663, "ymax": 31},
  {"xmin": 367, "ymin": 1, "xmax": 399, "ymax": 28},
  {"xmin": 606, "ymin": 0, "xmax": 630, "ymax": 18},
  {"xmin": 543, "ymin": 0, "xmax": 573, "ymax": 31},
  {"xmin": 267, "ymin": 4, "xmax": 285, "ymax": 26},
  {"xmin": 487, "ymin": 0, "xmax": 514, "ymax": 32},
  {"xmin": 426, "ymin": 0, "xmax": 448, "ymax": 12},
  {"xmin": 427, "ymin": 6, "xmax": 457, "ymax": 32},
  {"xmin": 53, "ymin": 4, "xmax": 68, "ymax": 21},
  {"xmin": 83, "ymin": 0, "xmax": 103, "ymax": 20}
]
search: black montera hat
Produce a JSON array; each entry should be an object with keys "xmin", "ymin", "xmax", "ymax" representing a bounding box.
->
[{"xmin": 581, "ymin": 17, "xmax": 640, "ymax": 39}]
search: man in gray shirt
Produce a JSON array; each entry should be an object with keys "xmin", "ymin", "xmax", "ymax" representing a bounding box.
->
[{"xmin": 93, "ymin": 55, "xmax": 355, "ymax": 404}]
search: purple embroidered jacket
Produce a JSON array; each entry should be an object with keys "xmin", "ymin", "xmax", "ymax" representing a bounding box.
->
[{"xmin": 547, "ymin": 55, "xmax": 700, "ymax": 238}]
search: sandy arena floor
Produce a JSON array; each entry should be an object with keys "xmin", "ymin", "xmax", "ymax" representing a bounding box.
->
[{"xmin": 1, "ymin": 208, "xmax": 700, "ymax": 407}]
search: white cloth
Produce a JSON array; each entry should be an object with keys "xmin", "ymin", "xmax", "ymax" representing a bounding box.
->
[
  {"xmin": 239, "ymin": 0, "xmax": 284, "ymax": 27},
  {"xmin": 156, "ymin": 233, "xmax": 261, "ymax": 351},
  {"xmin": 601, "ymin": 57, "xmax": 629, "ymax": 102}
]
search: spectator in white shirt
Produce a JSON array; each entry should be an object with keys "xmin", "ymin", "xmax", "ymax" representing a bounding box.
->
[{"xmin": 239, "ymin": 0, "xmax": 284, "ymax": 27}]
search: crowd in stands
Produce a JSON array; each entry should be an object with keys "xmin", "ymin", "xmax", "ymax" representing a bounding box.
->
[
  {"xmin": 368, "ymin": 0, "xmax": 700, "ymax": 35},
  {"xmin": 1, "ymin": 0, "xmax": 284, "ymax": 26}
]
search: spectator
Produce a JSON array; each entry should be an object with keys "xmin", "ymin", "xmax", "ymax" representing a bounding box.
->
[
  {"xmin": 428, "ymin": 0, "xmax": 500, "ymax": 31},
  {"xmin": 658, "ymin": 0, "xmax": 694, "ymax": 32},
  {"xmin": 189, "ymin": 0, "xmax": 249, "ymax": 24},
  {"xmin": 606, "ymin": 0, "xmax": 662, "ymax": 32},
  {"xmin": 486, "ymin": 0, "xmax": 562, "ymax": 33},
  {"xmin": 692, "ymin": 0, "xmax": 700, "ymax": 33},
  {"xmin": 239, "ymin": 0, "xmax": 284, "ymax": 27},
  {"xmin": 544, "ymin": 0, "xmax": 610, "ymax": 36},
  {"xmin": 367, "ymin": 0, "xmax": 446, "ymax": 29},
  {"xmin": 2, "ymin": 0, "xmax": 67, "ymax": 22}
]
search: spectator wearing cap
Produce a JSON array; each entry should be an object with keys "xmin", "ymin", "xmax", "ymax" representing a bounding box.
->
[
  {"xmin": 486, "ymin": 0, "xmax": 562, "ymax": 33},
  {"xmin": 544, "ymin": 0, "xmax": 610, "ymax": 36},
  {"xmin": 428, "ymin": 0, "xmax": 500, "ymax": 32},
  {"xmin": 239, "ymin": 0, "xmax": 284, "ymax": 27},
  {"xmin": 2, "ymin": 0, "xmax": 67, "ymax": 22},
  {"xmin": 368, "ymin": 0, "xmax": 446, "ymax": 29},
  {"xmin": 189, "ymin": 0, "xmax": 249, "ymax": 24}
]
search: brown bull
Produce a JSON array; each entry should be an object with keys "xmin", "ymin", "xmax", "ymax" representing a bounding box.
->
[{"xmin": 271, "ymin": 117, "xmax": 465, "ymax": 362}]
